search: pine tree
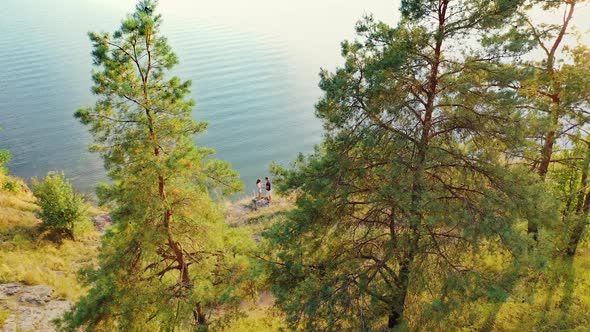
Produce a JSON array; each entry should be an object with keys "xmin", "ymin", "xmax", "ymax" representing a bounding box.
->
[
  {"xmin": 512, "ymin": 0, "xmax": 583, "ymax": 243},
  {"xmin": 495, "ymin": 0, "xmax": 590, "ymax": 251},
  {"xmin": 264, "ymin": 0, "xmax": 550, "ymax": 329},
  {"xmin": 60, "ymin": 1, "xmax": 248, "ymax": 330}
]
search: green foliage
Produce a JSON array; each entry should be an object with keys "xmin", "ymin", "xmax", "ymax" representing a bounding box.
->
[
  {"xmin": 261, "ymin": 1, "xmax": 590, "ymax": 330},
  {"xmin": 0, "ymin": 149, "xmax": 9, "ymax": 174},
  {"xmin": 1, "ymin": 174, "xmax": 28, "ymax": 195},
  {"xmin": 264, "ymin": 1, "xmax": 556, "ymax": 330},
  {"xmin": 486, "ymin": 1, "xmax": 590, "ymax": 246},
  {"xmin": 2, "ymin": 179, "xmax": 19, "ymax": 193},
  {"xmin": 0, "ymin": 127, "xmax": 12, "ymax": 186},
  {"xmin": 61, "ymin": 1, "xmax": 250, "ymax": 330},
  {"xmin": 0, "ymin": 0, "xmax": 584, "ymax": 331},
  {"xmin": 31, "ymin": 172, "xmax": 86, "ymax": 241},
  {"xmin": 0, "ymin": 178, "xmax": 100, "ymax": 301},
  {"xmin": 219, "ymin": 307, "xmax": 286, "ymax": 332},
  {"xmin": 0, "ymin": 127, "xmax": 10, "ymax": 175}
]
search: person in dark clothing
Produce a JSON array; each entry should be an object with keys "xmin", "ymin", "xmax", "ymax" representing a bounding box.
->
[{"xmin": 265, "ymin": 177, "xmax": 272, "ymax": 203}]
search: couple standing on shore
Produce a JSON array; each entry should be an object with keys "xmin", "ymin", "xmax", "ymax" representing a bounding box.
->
[{"xmin": 256, "ymin": 177, "xmax": 272, "ymax": 203}]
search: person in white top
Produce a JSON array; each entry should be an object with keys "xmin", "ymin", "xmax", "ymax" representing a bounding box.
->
[{"xmin": 256, "ymin": 179, "xmax": 263, "ymax": 200}]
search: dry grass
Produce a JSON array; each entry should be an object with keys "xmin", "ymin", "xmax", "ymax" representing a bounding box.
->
[
  {"xmin": 489, "ymin": 242, "xmax": 590, "ymax": 331},
  {"xmin": 220, "ymin": 306, "xmax": 286, "ymax": 332},
  {"xmin": 225, "ymin": 194, "xmax": 293, "ymax": 233},
  {"xmin": 0, "ymin": 173, "xmax": 291, "ymax": 329},
  {"xmin": 0, "ymin": 309, "xmax": 9, "ymax": 328},
  {"xmin": 0, "ymin": 175, "xmax": 101, "ymax": 301}
]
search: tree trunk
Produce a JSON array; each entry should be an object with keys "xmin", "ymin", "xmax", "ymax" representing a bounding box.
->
[
  {"xmin": 566, "ymin": 218, "xmax": 587, "ymax": 256},
  {"xmin": 388, "ymin": 312, "xmax": 401, "ymax": 329},
  {"xmin": 528, "ymin": 1, "xmax": 576, "ymax": 243},
  {"xmin": 386, "ymin": 1, "xmax": 448, "ymax": 328},
  {"xmin": 567, "ymin": 142, "xmax": 590, "ymax": 256},
  {"xmin": 566, "ymin": 192, "xmax": 590, "ymax": 256},
  {"xmin": 537, "ymin": 128, "xmax": 556, "ymax": 180},
  {"xmin": 531, "ymin": 104, "xmax": 559, "ymax": 242},
  {"xmin": 575, "ymin": 143, "xmax": 590, "ymax": 214},
  {"xmin": 388, "ymin": 256, "xmax": 412, "ymax": 329},
  {"xmin": 193, "ymin": 303, "xmax": 207, "ymax": 329}
]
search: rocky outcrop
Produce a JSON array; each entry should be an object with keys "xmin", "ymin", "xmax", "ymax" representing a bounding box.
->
[
  {"xmin": 92, "ymin": 213, "xmax": 112, "ymax": 232},
  {"xmin": 251, "ymin": 198, "xmax": 270, "ymax": 210},
  {"xmin": 0, "ymin": 283, "xmax": 70, "ymax": 332}
]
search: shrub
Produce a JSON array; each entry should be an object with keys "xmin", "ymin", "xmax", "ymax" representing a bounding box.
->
[
  {"xmin": 0, "ymin": 148, "xmax": 13, "ymax": 191},
  {"xmin": 0, "ymin": 149, "xmax": 10, "ymax": 174},
  {"xmin": 2, "ymin": 178, "xmax": 19, "ymax": 193},
  {"xmin": 32, "ymin": 172, "xmax": 86, "ymax": 240}
]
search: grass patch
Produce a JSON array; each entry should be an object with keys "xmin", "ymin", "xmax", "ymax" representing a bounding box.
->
[
  {"xmin": 0, "ymin": 175, "xmax": 101, "ymax": 301},
  {"xmin": 490, "ymin": 242, "xmax": 590, "ymax": 331},
  {"xmin": 0, "ymin": 309, "xmax": 9, "ymax": 328},
  {"xmin": 226, "ymin": 194, "xmax": 293, "ymax": 234},
  {"xmin": 220, "ymin": 306, "xmax": 286, "ymax": 332}
]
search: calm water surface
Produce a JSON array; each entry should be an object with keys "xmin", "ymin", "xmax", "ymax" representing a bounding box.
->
[
  {"xmin": 3, "ymin": 1, "xmax": 587, "ymax": 196},
  {"xmin": 0, "ymin": 0, "xmax": 398, "ymax": 196}
]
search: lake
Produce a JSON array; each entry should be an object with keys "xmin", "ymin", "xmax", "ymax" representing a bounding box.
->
[
  {"xmin": 0, "ymin": 0, "xmax": 398, "ymax": 196},
  {"xmin": 2, "ymin": 1, "xmax": 588, "ymax": 196}
]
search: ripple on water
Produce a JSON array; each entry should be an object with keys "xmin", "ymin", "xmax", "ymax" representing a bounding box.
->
[{"xmin": 0, "ymin": 1, "xmax": 323, "ymax": 194}]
